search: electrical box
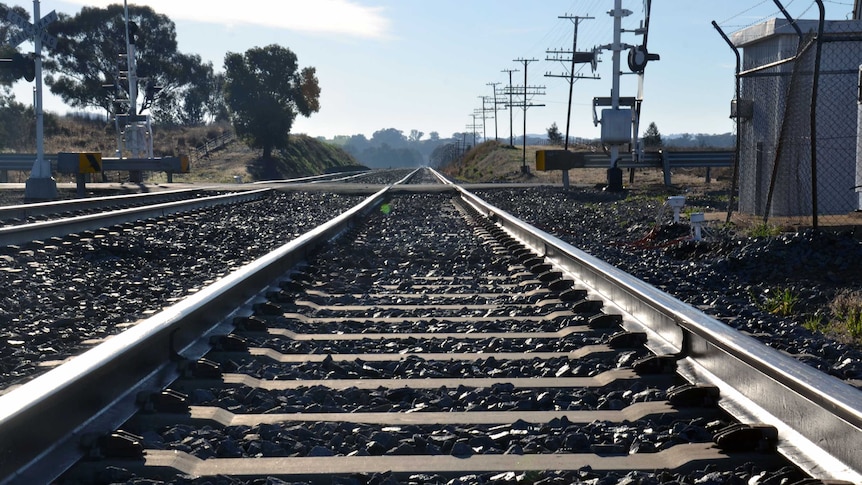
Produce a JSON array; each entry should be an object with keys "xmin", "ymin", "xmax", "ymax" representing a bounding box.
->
[
  {"xmin": 600, "ymin": 109, "xmax": 632, "ymax": 145},
  {"xmin": 731, "ymin": 99, "xmax": 753, "ymax": 120}
]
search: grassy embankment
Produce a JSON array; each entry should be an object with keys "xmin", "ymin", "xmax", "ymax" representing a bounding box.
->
[{"xmin": 5, "ymin": 116, "xmax": 360, "ymax": 184}]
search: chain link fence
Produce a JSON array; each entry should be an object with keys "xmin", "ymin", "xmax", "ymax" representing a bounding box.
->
[{"xmin": 734, "ymin": 19, "xmax": 862, "ymax": 230}]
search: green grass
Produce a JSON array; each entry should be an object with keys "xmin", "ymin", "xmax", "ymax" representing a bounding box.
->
[
  {"xmin": 802, "ymin": 314, "xmax": 826, "ymax": 333},
  {"xmin": 682, "ymin": 206, "xmax": 706, "ymax": 218},
  {"xmin": 628, "ymin": 193, "xmax": 668, "ymax": 205},
  {"xmin": 746, "ymin": 222, "xmax": 782, "ymax": 238},
  {"xmin": 754, "ymin": 288, "xmax": 799, "ymax": 316}
]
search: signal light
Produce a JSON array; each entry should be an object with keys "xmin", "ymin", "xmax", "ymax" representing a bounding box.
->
[
  {"xmin": 0, "ymin": 53, "xmax": 36, "ymax": 82},
  {"xmin": 128, "ymin": 21, "xmax": 139, "ymax": 45},
  {"xmin": 627, "ymin": 45, "xmax": 660, "ymax": 73},
  {"xmin": 141, "ymin": 80, "xmax": 163, "ymax": 111}
]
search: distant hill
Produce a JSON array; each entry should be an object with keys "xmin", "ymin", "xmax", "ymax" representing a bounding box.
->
[{"xmin": 663, "ymin": 132, "xmax": 734, "ymax": 148}]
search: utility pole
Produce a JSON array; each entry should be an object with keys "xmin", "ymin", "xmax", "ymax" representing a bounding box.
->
[
  {"xmin": 476, "ymin": 96, "xmax": 491, "ymax": 142},
  {"xmin": 546, "ymin": 14, "xmax": 599, "ymax": 188},
  {"xmin": 511, "ymin": 58, "xmax": 545, "ymax": 174},
  {"xmin": 546, "ymin": 15, "xmax": 597, "ymax": 150},
  {"xmin": 501, "ymin": 68, "xmax": 518, "ymax": 147},
  {"xmin": 486, "ymin": 82, "xmax": 501, "ymax": 141},
  {"xmin": 467, "ymin": 114, "xmax": 482, "ymax": 147}
]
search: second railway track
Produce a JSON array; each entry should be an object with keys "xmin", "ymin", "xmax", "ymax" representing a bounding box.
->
[{"xmin": 1, "ymin": 169, "xmax": 861, "ymax": 483}]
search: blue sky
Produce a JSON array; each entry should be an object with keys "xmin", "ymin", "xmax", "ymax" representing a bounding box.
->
[{"xmin": 10, "ymin": 1, "xmax": 857, "ymax": 141}]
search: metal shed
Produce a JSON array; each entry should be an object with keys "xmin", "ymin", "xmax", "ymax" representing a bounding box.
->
[{"xmin": 731, "ymin": 18, "xmax": 862, "ymax": 217}]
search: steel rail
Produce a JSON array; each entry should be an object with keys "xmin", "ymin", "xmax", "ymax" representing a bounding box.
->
[
  {"xmin": 392, "ymin": 167, "xmax": 422, "ymax": 185},
  {"xmin": 0, "ymin": 184, "xmax": 391, "ymax": 484},
  {"xmin": 249, "ymin": 171, "xmax": 366, "ymax": 185},
  {"xmin": 0, "ymin": 187, "xmax": 203, "ymax": 221},
  {"xmin": 0, "ymin": 188, "xmax": 271, "ymax": 247},
  {"xmin": 428, "ymin": 168, "xmax": 862, "ymax": 483}
]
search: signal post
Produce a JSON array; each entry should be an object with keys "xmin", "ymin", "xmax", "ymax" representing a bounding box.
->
[{"xmin": 4, "ymin": 1, "xmax": 59, "ymax": 200}]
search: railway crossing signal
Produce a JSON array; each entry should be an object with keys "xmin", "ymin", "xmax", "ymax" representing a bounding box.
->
[{"xmin": 2, "ymin": 1, "xmax": 60, "ymax": 200}]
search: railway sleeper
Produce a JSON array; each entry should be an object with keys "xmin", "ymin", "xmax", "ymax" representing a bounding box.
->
[
  {"xmin": 63, "ymin": 444, "xmax": 790, "ymax": 483},
  {"xmin": 46, "ymin": 190, "xmax": 827, "ymax": 482}
]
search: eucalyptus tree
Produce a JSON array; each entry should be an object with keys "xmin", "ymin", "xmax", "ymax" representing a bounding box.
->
[{"xmin": 223, "ymin": 44, "xmax": 320, "ymax": 169}]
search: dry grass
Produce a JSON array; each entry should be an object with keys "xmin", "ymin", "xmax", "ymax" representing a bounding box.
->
[
  {"xmin": 149, "ymin": 144, "xmax": 258, "ymax": 184},
  {"xmin": 441, "ymin": 141, "xmax": 734, "ymax": 189},
  {"xmin": 0, "ymin": 116, "xmax": 256, "ymax": 184},
  {"xmin": 42, "ymin": 116, "xmax": 232, "ymax": 159}
]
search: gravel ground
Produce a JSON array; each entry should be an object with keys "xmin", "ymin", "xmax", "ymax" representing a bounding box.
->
[
  {"xmin": 245, "ymin": 335, "xmax": 605, "ymax": 354},
  {"xmin": 476, "ymin": 185, "xmax": 862, "ymax": 385},
  {"xmin": 121, "ymin": 193, "xmax": 803, "ymax": 485},
  {"xmin": 345, "ymin": 169, "xmax": 416, "ymax": 185},
  {"xmin": 0, "ymin": 191, "xmax": 365, "ymax": 391},
  {"xmin": 12, "ymin": 183, "xmax": 853, "ymax": 484},
  {"xmin": 0, "ymin": 187, "xmax": 145, "ymax": 207}
]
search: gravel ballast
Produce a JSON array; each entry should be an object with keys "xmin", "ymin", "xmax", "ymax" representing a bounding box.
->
[
  {"xmin": 476, "ymin": 185, "xmax": 862, "ymax": 385},
  {"xmin": 7, "ymin": 183, "xmax": 850, "ymax": 484},
  {"xmin": 107, "ymin": 192, "xmax": 807, "ymax": 484},
  {"xmin": 0, "ymin": 191, "xmax": 365, "ymax": 390}
]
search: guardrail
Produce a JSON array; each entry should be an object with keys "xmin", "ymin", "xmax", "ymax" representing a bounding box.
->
[
  {"xmin": 536, "ymin": 150, "xmax": 735, "ymax": 185},
  {"xmin": 0, "ymin": 154, "xmax": 56, "ymax": 182},
  {"xmin": 0, "ymin": 153, "xmax": 189, "ymax": 185}
]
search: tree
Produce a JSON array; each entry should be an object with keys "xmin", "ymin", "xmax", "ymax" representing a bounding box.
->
[
  {"xmin": 204, "ymin": 72, "xmax": 229, "ymax": 123},
  {"xmin": 642, "ymin": 121, "xmax": 663, "ymax": 149},
  {"xmin": 428, "ymin": 131, "xmax": 440, "ymax": 142},
  {"xmin": 343, "ymin": 134, "xmax": 370, "ymax": 157},
  {"xmin": 156, "ymin": 55, "xmax": 225, "ymax": 125},
  {"xmin": 371, "ymin": 128, "xmax": 406, "ymax": 148},
  {"xmin": 408, "ymin": 129, "xmax": 424, "ymax": 142},
  {"xmin": 44, "ymin": 4, "xmax": 194, "ymax": 120},
  {"xmin": 224, "ymin": 44, "xmax": 320, "ymax": 172},
  {"xmin": 429, "ymin": 143, "xmax": 458, "ymax": 168},
  {"xmin": 547, "ymin": 122, "xmax": 563, "ymax": 146}
]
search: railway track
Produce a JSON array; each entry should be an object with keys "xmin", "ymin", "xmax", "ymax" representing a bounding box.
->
[
  {"xmin": 0, "ymin": 168, "xmax": 415, "ymax": 246},
  {"xmin": 0, "ymin": 169, "xmax": 860, "ymax": 483},
  {"xmin": 0, "ymin": 188, "xmax": 205, "ymax": 225}
]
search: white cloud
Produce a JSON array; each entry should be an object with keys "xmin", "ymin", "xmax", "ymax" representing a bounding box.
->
[{"xmin": 59, "ymin": 0, "xmax": 390, "ymax": 39}]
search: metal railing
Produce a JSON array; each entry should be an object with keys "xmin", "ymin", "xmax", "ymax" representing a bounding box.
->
[
  {"xmin": 191, "ymin": 132, "xmax": 235, "ymax": 161},
  {"xmin": 536, "ymin": 149, "xmax": 734, "ymax": 185}
]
